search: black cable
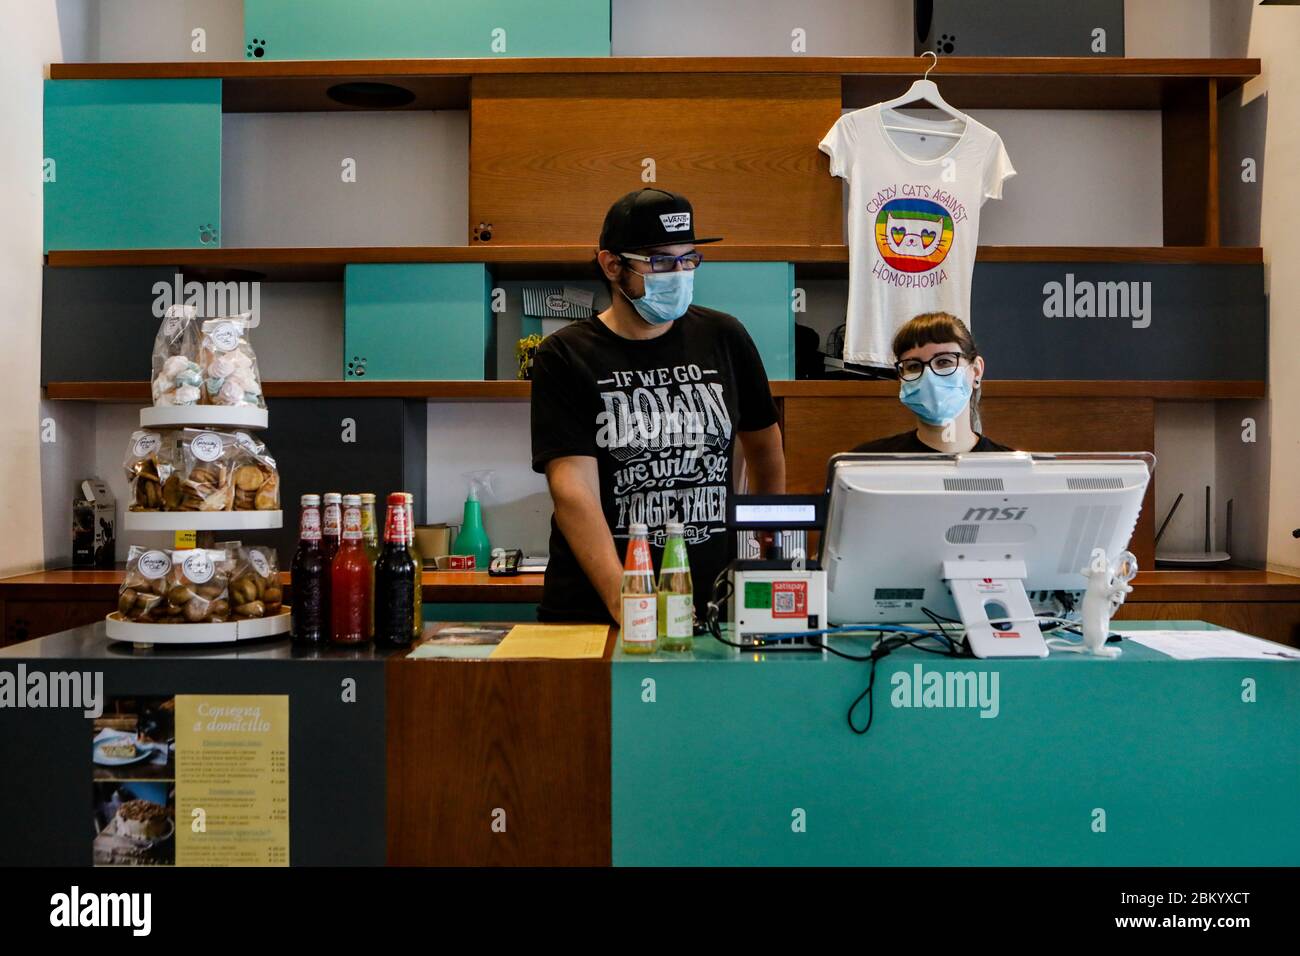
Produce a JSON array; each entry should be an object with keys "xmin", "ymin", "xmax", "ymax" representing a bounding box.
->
[
  {"xmin": 706, "ymin": 566, "xmax": 965, "ymax": 734},
  {"xmin": 922, "ymin": 606, "xmax": 957, "ymax": 648},
  {"xmin": 835, "ymin": 629, "xmax": 963, "ymax": 735}
]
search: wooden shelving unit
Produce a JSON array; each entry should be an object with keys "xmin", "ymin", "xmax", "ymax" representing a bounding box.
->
[
  {"xmin": 44, "ymin": 244, "xmax": 1264, "ymax": 282},
  {"xmin": 44, "ymin": 379, "xmax": 1265, "ymax": 402},
  {"xmin": 41, "ymin": 52, "xmax": 1272, "ymax": 583},
  {"xmin": 49, "ymin": 56, "xmax": 1261, "ymax": 112}
]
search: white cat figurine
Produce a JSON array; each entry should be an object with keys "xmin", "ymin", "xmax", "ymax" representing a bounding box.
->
[{"xmin": 1078, "ymin": 547, "xmax": 1137, "ymax": 657}]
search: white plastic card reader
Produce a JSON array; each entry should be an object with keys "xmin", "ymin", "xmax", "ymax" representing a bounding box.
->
[{"xmin": 726, "ymin": 495, "xmax": 829, "ymax": 651}]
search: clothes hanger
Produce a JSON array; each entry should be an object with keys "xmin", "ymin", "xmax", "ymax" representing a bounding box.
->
[{"xmin": 879, "ymin": 50, "xmax": 965, "ymax": 139}]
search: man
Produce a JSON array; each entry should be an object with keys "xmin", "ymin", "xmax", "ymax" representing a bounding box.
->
[{"xmin": 530, "ymin": 188, "xmax": 786, "ymax": 623}]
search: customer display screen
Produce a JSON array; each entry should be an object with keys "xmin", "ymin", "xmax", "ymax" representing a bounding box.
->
[
  {"xmin": 734, "ymin": 503, "xmax": 818, "ymax": 524},
  {"xmin": 874, "ymin": 588, "xmax": 925, "ymax": 601}
]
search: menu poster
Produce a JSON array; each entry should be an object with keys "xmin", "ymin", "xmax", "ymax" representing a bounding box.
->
[{"xmin": 90, "ymin": 694, "xmax": 289, "ymax": 867}]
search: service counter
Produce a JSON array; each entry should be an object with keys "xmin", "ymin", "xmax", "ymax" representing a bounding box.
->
[
  {"xmin": 2, "ymin": 618, "xmax": 1298, "ymax": 867},
  {"xmin": 5, "ymin": 569, "xmax": 1300, "ymax": 648},
  {"xmin": 611, "ymin": 621, "xmax": 1300, "ymax": 866}
]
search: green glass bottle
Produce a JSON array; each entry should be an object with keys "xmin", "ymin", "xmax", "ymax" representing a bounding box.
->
[
  {"xmin": 359, "ymin": 492, "xmax": 380, "ymax": 634},
  {"xmin": 656, "ymin": 522, "xmax": 694, "ymax": 652}
]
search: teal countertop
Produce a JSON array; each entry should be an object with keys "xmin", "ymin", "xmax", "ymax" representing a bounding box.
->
[{"xmin": 612, "ymin": 619, "xmax": 1234, "ymax": 664}]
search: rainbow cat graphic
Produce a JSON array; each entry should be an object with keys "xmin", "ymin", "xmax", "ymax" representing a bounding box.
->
[{"xmin": 874, "ymin": 198, "xmax": 954, "ymax": 273}]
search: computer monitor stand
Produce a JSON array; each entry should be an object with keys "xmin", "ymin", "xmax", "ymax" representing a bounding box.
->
[{"xmin": 942, "ymin": 559, "xmax": 1049, "ymax": 659}]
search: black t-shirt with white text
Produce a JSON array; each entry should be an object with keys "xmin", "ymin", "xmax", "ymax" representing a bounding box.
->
[
  {"xmin": 530, "ymin": 306, "xmax": 779, "ymax": 622},
  {"xmin": 852, "ymin": 430, "xmax": 1013, "ymax": 453}
]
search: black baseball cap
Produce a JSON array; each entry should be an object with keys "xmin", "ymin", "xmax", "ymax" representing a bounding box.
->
[{"xmin": 598, "ymin": 188, "xmax": 723, "ymax": 253}]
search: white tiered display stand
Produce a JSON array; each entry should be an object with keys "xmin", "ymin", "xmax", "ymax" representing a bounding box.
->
[{"xmin": 107, "ymin": 402, "xmax": 291, "ymax": 647}]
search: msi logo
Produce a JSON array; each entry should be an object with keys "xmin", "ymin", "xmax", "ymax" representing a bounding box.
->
[{"xmin": 963, "ymin": 506, "xmax": 1028, "ymax": 522}]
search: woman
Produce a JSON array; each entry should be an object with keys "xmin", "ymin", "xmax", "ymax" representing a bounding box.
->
[{"xmin": 853, "ymin": 312, "xmax": 1012, "ymax": 453}]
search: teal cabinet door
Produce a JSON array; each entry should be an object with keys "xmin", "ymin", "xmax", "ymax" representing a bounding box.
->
[
  {"xmin": 612, "ymin": 626, "xmax": 1300, "ymax": 866},
  {"xmin": 693, "ymin": 262, "xmax": 795, "ymax": 380},
  {"xmin": 44, "ymin": 79, "xmax": 222, "ymax": 252},
  {"xmin": 244, "ymin": 0, "xmax": 610, "ymax": 59},
  {"xmin": 345, "ymin": 264, "xmax": 494, "ymax": 380}
]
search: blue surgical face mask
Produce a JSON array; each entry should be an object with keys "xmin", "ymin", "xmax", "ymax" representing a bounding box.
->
[
  {"xmin": 620, "ymin": 268, "xmax": 694, "ymax": 325},
  {"xmin": 899, "ymin": 366, "xmax": 973, "ymax": 426}
]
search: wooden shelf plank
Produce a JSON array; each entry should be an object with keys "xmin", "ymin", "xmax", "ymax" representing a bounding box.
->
[
  {"xmin": 4, "ymin": 567, "xmax": 1296, "ymax": 604},
  {"xmin": 1128, "ymin": 571, "xmax": 1300, "ymax": 603},
  {"xmin": 776, "ymin": 380, "xmax": 1266, "ymax": 399},
  {"xmin": 43, "ymin": 379, "xmax": 1266, "ymax": 402},
  {"xmin": 48, "ymin": 57, "xmax": 1260, "ymax": 112},
  {"xmin": 0, "ymin": 568, "xmax": 543, "ymax": 603},
  {"xmin": 50, "ymin": 56, "xmax": 1262, "ymax": 80},
  {"xmin": 44, "ymin": 244, "xmax": 1263, "ymax": 281}
]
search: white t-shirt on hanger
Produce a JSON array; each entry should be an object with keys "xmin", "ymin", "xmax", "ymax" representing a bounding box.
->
[{"xmin": 819, "ymin": 103, "xmax": 1015, "ymax": 367}]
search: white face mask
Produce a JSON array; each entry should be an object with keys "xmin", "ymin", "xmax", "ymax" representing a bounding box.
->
[{"xmin": 620, "ymin": 269, "xmax": 694, "ymax": 325}]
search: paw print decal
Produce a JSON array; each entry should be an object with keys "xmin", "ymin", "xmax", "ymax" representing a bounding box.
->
[
  {"xmin": 246, "ymin": 37, "xmax": 267, "ymax": 59},
  {"xmin": 198, "ymin": 223, "xmax": 218, "ymax": 245},
  {"xmin": 347, "ymin": 355, "xmax": 368, "ymax": 378},
  {"xmin": 936, "ymin": 33, "xmax": 956, "ymax": 55}
]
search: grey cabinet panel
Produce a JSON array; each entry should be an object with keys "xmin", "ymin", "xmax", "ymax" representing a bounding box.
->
[
  {"xmin": 42, "ymin": 267, "xmax": 180, "ymax": 384},
  {"xmin": 915, "ymin": 0, "xmax": 1124, "ymax": 56},
  {"xmin": 969, "ymin": 263, "xmax": 1266, "ymax": 380}
]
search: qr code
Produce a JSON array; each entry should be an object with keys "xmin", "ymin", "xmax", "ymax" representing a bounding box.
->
[{"xmin": 774, "ymin": 590, "xmax": 796, "ymax": 614}]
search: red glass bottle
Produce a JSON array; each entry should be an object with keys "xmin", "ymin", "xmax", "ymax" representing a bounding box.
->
[
  {"xmin": 320, "ymin": 491, "xmax": 342, "ymax": 636},
  {"xmin": 373, "ymin": 493, "xmax": 417, "ymax": 648},
  {"xmin": 321, "ymin": 492, "xmax": 343, "ymax": 564},
  {"xmin": 290, "ymin": 494, "xmax": 328, "ymax": 645},
  {"xmin": 330, "ymin": 494, "xmax": 373, "ymax": 645}
]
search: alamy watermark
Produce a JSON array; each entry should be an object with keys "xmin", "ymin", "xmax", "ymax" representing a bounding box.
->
[
  {"xmin": 891, "ymin": 663, "xmax": 1000, "ymax": 718},
  {"xmin": 152, "ymin": 273, "xmax": 261, "ymax": 324},
  {"xmin": 1042, "ymin": 273, "xmax": 1151, "ymax": 329},
  {"xmin": 0, "ymin": 665, "xmax": 103, "ymax": 717},
  {"xmin": 50, "ymin": 886, "xmax": 150, "ymax": 936}
]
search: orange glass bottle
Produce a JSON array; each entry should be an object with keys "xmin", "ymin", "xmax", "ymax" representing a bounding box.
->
[{"xmin": 330, "ymin": 494, "xmax": 373, "ymax": 645}]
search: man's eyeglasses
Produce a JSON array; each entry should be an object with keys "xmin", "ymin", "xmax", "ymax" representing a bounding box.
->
[
  {"xmin": 895, "ymin": 351, "xmax": 968, "ymax": 381},
  {"xmin": 620, "ymin": 251, "xmax": 704, "ymax": 273}
]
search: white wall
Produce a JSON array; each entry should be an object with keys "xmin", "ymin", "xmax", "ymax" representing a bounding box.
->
[
  {"xmin": 1153, "ymin": 403, "xmax": 1218, "ymax": 556},
  {"xmin": 1, "ymin": 6, "xmax": 66, "ymax": 575},
  {"xmin": 423, "ymin": 404, "xmax": 551, "ymax": 556},
  {"xmin": 1124, "ymin": 0, "xmax": 1212, "ymax": 57},
  {"xmin": 1215, "ymin": 398, "xmax": 1270, "ymax": 568},
  {"xmin": 222, "ymin": 112, "xmax": 468, "ymax": 248},
  {"xmin": 38, "ymin": 400, "xmax": 95, "ymax": 566},
  {"xmin": 612, "ymin": 0, "xmax": 911, "ymax": 56},
  {"xmin": 93, "ymin": 0, "xmax": 243, "ymax": 60},
  {"xmin": 1229, "ymin": 3, "xmax": 1300, "ymax": 573}
]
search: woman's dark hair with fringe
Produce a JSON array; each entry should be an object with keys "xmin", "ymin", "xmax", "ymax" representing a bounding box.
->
[{"xmin": 892, "ymin": 312, "xmax": 982, "ymax": 431}]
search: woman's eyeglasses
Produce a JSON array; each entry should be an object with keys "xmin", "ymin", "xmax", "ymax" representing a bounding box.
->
[
  {"xmin": 620, "ymin": 251, "xmax": 704, "ymax": 273},
  {"xmin": 895, "ymin": 351, "xmax": 968, "ymax": 381}
]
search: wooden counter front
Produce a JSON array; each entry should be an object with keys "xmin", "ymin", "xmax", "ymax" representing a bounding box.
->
[{"xmin": 385, "ymin": 624, "xmax": 616, "ymax": 866}]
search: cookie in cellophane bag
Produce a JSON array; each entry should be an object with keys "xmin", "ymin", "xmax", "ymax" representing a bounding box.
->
[
  {"xmin": 200, "ymin": 313, "xmax": 264, "ymax": 408},
  {"xmin": 123, "ymin": 430, "xmax": 180, "ymax": 512},
  {"xmin": 162, "ymin": 547, "xmax": 235, "ymax": 623},
  {"xmin": 174, "ymin": 429, "xmax": 241, "ymax": 512},
  {"xmin": 230, "ymin": 431, "xmax": 280, "ymax": 511},
  {"xmin": 117, "ymin": 546, "xmax": 172, "ymax": 622},
  {"xmin": 151, "ymin": 303, "xmax": 203, "ymax": 407},
  {"xmin": 217, "ymin": 541, "xmax": 283, "ymax": 619}
]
